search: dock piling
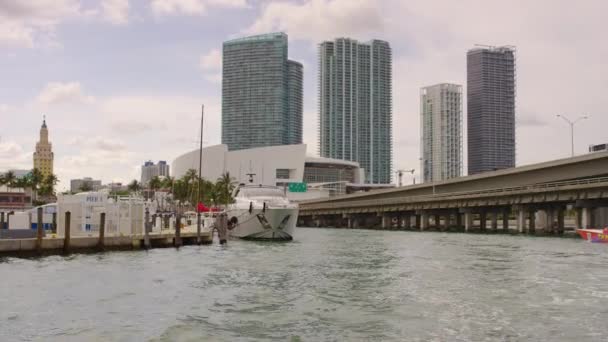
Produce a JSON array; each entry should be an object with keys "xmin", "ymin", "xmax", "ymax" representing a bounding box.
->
[
  {"xmin": 36, "ymin": 207, "xmax": 43, "ymax": 254},
  {"xmin": 144, "ymin": 209, "xmax": 151, "ymax": 249},
  {"xmin": 174, "ymin": 213, "xmax": 182, "ymax": 247},
  {"xmin": 52, "ymin": 212, "xmax": 57, "ymax": 233},
  {"xmin": 196, "ymin": 212, "xmax": 201, "ymax": 245},
  {"xmin": 63, "ymin": 211, "xmax": 71, "ymax": 254},
  {"xmin": 98, "ymin": 212, "xmax": 105, "ymax": 251},
  {"xmin": 218, "ymin": 213, "xmax": 228, "ymax": 244},
  {"xmin": 1, "ymin": 212, "xmax": 4, "ymax": 229}
]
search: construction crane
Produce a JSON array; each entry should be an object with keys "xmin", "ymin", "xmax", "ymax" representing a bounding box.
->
[{"xmin": 395, "ymin": 169, "xmax": 415, "ymax": 187}]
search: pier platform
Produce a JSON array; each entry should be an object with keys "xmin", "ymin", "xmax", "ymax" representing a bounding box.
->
[{"xmin": 0, "ymin": 227, "xmax": 212, "ymax": 257}]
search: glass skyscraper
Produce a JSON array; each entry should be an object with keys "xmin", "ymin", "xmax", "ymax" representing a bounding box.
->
[
  {"xmin": 318, "ymin": 38, "xmax": 392, "ymax": 184},
  {"xmin": 222, "ymin": 32, "xmax": 303, "ymax": 151},
  {"xmin": 420, "ymin": 83, "xmax": 463, "ymax": 183},
  {"xmin": 467, "ymin": 46, "xmax": 516, "ymax": 175}
]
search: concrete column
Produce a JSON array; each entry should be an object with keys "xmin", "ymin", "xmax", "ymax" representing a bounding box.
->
[
  {"xmin": 347, "ymin": 217, "xmax": 353, "ymax": 229},
  {"xmin": 479, "ymin": 211, "xmax": 487, "ymax": 231},
  {"xmin": 491, "ymin": 212, "xmax": 498, "ymax": 231},
  {"xmin": 528, "ymin": 209, "xmax": 536, "ymax": 234},
  {"xmin": 421, "ymin": 212, "xmax": 429, "ymax": 231},
  {"xmin": 403, "ymin": 215, "xmax": 411, "ymax": 229},
  {"xmin": 574, "ymin": 208, "xmax": 583, "ymax": 230},
  {"xmin": 382, "ymin": 214, "xmax": 390, "ymax": 229},
  {"xmin": 464, "ymin": 212, "xmax": 473, "ymax": 232},
  {"xmin": 557, "ymin": 208, "xmax": 565, "ymax": 234},
  {"xmin": 415, "ymin": 215, "xmax": 421, "ymax": 230},
  {"xmin": 546, "ymin": 208, "xmax": 555, "ymax": 234},
  {"xmin": 517, "ymin": 209, "xmax": 526, "ymax": 233},
  {"xmin": 456, "ymin": 213, "xmax": 463, "ymax": 230},
  {"xmin": 442, "ymin": 215, "xmax": 450, "ymax": 231},
  {"xmin": 433, "ymin": 214, "xmax": 440, "ymax": 229},
  {"xmin": 582, "ymin": 207, "xmax": 594, "ymax": 228},
  {"xmin": 502, "ymin": 210, "xmax": 510, "ymax": 231}
]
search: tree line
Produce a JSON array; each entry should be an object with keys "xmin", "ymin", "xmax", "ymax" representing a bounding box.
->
[
  {"xmin": 125, "ymin": 170, "xmax": 236, "ymax": 208},
  {"xmin": 0, "ymin": 169, "xmax": 59, "ymax": 204}
]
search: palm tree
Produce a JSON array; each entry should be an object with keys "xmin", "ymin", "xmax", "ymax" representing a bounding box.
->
[
  {"xmin": 215, "ymin": 172, "xmax": 236, "ymax": 206},
  {"xmin": 79, "ymin": 182, "xmax": 93, "ymax": 192},
  {"xmin": 127, "ymin": 179, "xmax": 141, "ymax": 193},
  {"xmin": 28, "ymin": 168, "xmax": 43, "ymax": 201},
  {"xmin": 39, "ymin": 174, "xmax": 58, "ymax": 196},
  {"xmin": 149, "ymin": 176, "xmax": 162, "ymax": 192},
  {"xmin": 4, "ymin": 171, "xmax": 16, "ymax": 190},
  {"xmin": 162, "ymin": 176, "xmax": 174, "ymax": 191}
]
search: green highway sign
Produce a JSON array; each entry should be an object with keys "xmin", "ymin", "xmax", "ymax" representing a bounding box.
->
[{"xmin": 288, "ymin": 182, "xmax": 307, "ymax": 193}]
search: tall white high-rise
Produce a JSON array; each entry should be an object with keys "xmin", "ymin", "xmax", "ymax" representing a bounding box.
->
[
  {"xmin": 420, "ymin": 83, "xmax": 463, "ymax": 182},
  {"xmin": 318, "ymin": 38, "xmax": 392, "ymax": 184}
]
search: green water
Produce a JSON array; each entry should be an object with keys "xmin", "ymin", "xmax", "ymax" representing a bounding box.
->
[{"xmin": 1, "ymin": 228, "xmax": 607, "ymax": 341}]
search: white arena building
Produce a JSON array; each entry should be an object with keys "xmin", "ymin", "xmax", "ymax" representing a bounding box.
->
[{"xmin": 171, "ymin": 144, "xmax": 393, "ymax": 201}]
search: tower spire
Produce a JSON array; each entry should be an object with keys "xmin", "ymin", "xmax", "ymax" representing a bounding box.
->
[{"xmin": 42, "ymin": 114, "xmax": 47, "ymax": 128}]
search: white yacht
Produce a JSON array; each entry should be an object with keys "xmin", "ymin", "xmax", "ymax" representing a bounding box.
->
[{"xmin": 226, "ymin": 183, "xmax": 298, "ymax": 241}]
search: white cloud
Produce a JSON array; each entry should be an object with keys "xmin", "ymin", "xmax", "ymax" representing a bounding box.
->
[
  {"xmin": 199, "ymin": 48, "xmax": 221, "ymax": 70},
  {"xmin": 245, "ymin": 0, "xmax": 383, "ymax": 43},
  {"xmin": 101, "ymin": 0, "xmax": 130, "ymax": 25},
  {"xmin": 36, "ymin": 82, "xmax": 95, "ymax": 105},
  {"xmin": 0, "ymin": 0, "xmax": 82, "ymax": 48},
  {"xmin": 0, "ymin": 140, "xmax": 31, "ymax": 171},
  {"xmin": 150, "ymin": 0, "xmax": 247, "ymax": 16},
  {"xmin": 199, "ymin": 48, "xmax": 222, "ymax": 83}
]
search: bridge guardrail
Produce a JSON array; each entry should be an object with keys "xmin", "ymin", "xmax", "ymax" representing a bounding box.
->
[{"xmin": 301, "ymin": 176, "xmax": 608, "ymax": 210}]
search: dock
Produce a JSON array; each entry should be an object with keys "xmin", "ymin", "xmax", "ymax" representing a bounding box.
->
[{"xmin": 0, "ymin": 227, "xmax": 212, "ymax": 257}]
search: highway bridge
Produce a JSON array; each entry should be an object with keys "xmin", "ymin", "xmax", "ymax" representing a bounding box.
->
[{"xmin": 298, "ymin": 152, "xmax": 608, "ymax": 233}]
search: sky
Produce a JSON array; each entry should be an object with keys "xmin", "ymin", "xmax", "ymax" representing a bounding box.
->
[{"xmin": 0, "ymin": 0, "xmax": 607, "ymax": 191}]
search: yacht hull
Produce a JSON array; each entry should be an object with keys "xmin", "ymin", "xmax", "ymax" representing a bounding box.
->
[{"xmin": 227, "ymin": 208, "xmax": 298, "ymax": 241}]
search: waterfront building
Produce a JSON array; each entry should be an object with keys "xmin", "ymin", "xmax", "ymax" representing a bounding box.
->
[
  {"xmin": 318, "ymin": 38, "xmax": 392, "ymax": 184},
  {"xmin": 467, "ymin": 45, "xmax": 516, "ymax": 175},
  {"xmin": 33, "ymin": 117, "xmax": 54, "ymax": 179},
  {"xmin": 70, "ymin": 177, "xmax": 102, "ymax": 193},
  {"xmin": 140, "ymin": 161, "xmax": 170, "ymax": 185},
  {"xmin": 172, "ymin": 144, "xmax": 391, "ymax": 201},
  {"xmin": 222, "ymin": 32, "xmax": 303, "ymax": 151},
  {"xmin": 420, "ymin": 83, "xmax": 463, "ymax": 182}
]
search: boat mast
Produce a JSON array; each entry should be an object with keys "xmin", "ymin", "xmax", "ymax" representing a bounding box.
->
[
  {"xmin": 198, "ymin": 104, "xmax": 204, "ymax": 201},
  {"xmin": 196, "ymin": 104, "xmax": 204, "ymax": 245}
]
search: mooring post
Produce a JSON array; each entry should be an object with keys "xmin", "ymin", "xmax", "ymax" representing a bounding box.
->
[
  {"xmin": 218, "ymin": 213, "xmax": 228, "ymax": 245},
  {"xmin": 196, "ymin": 211, "xmax": 202, "ymax": 245},
  {"xmin": 98, "ymin": 212, "xmax": 106, "ymax": 251},
  {"xmin": 0, "ymin": 212, "xmax": 5, "ymax": 229},
  {"xmin": 144, "ymin": 208, "xmax": 150, "ymax": 249},
  {"xmin": 174, "ymin": 213, "xmax": 182, "ymax": 247},
  {"xmin": 6, "ymin": 212, "xmax": 11, "ymax": 230},
  {"xmin": 63, "ymin": 211, "xmax": 71, "ymax": 254},
  {"xmin": 52, "ymin": 212, "xmax": 57, "ymax": 233},
  {"xmin": 36, "ymin": 207, "xmax": 44, "ymax": 254}
]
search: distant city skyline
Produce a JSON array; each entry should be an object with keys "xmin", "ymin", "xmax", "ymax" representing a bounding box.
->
[{"xmin": 0, "ymin": 1, "xmax": 606, "ymax": 191}]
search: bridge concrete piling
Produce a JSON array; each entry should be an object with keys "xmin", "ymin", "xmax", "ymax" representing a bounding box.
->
[
  {"xmin": 557, "ymin": 208, "xmax": 565, "ymax": 234},
  {"xmin": 502, "ymin": 209, "xmax": 510, "ymax": 231},
  {"xmin": 490, "ymin": 212, "xmax": 498, "ymax": 231},
  {"xmin": 479, "ymin": 212, "xmax": 487, "ymax": 231},
  {"xmin": 517, "ymin": 209, "xmax": 527, "ymax": 233},
  {"xmin": 464, "ymin": 212, "xmax": 473, "ymax": 232},
  {"xmin": 528, "ymin": 209, "xmax": 536, "ymax": 234},
  {"xmin": 582, "ymin": 207, "xmax": 594, "ymax": 228},
  {"xmin": 420, "ymin": 212, "xmax": 429, "ymax": 231}
]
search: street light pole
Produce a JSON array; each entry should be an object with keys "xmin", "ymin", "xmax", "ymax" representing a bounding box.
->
[{"xmin": 556, "ymin": 114, "xmax": 588, "ymax": 157}]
